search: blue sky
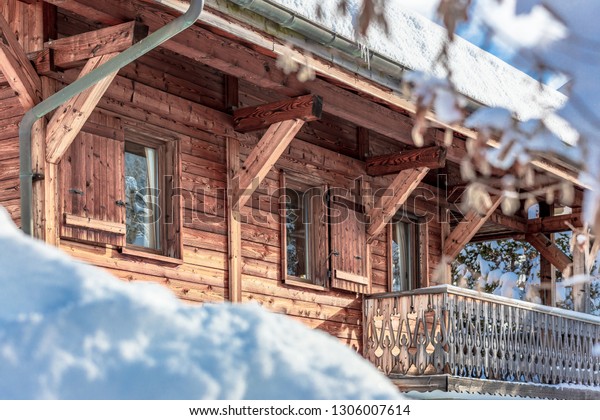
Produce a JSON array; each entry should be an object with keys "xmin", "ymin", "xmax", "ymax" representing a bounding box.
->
[{"xmin": 397, "ymin": 0, "xmax": 567, "ymax": 89}]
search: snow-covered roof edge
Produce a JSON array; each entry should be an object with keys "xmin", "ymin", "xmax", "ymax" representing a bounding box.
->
[
  {"xmin": 201, "ymin": 0, "xmax": 576, "ymax": 146},
  {"xmin": 220, "ymin": 0, "xmax": 567, "ymax": 121}
]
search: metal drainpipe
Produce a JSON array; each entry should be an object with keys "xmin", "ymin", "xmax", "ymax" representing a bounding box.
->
[{"xmin": 19, "ymin": 0, "xmax": 205, "ymax": 237}]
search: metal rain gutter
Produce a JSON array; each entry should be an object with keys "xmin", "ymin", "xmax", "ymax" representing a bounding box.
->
[
  {"xmin": 226, "ymin": 0, "xmax": 408, "ymax": 84},
  {"xmin": 19, "ymin": 0, "xmax": 205, "ymax": 237}
]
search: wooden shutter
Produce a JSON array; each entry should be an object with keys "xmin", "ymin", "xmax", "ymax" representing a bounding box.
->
[
  {"xmin": 330, "ymin": 193, "xmax": 370, "ymax": 293},
  {"xmin": 308, "ymin": 185, "xmax": 329, "ymax": 287},
  {"xmin": 164, "ymin": 138, "xmax": 183, "ymax": 259},
  {"xmin": 60, "ymin": 112, "xmax": 125, "ymax": 246}
]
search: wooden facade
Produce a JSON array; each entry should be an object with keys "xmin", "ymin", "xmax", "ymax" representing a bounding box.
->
[{"xmin": 0, "ymin": 0, "xmax": 595, "ymax": 398}]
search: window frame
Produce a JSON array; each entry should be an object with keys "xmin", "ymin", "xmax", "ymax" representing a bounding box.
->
[
  {"xmin": 124, "ymin": 139, "xmax": 164, "ymax": 254},
  {"xmin": 387, "ymin": 214, "xmax": 426, "ymax": 292},
  {"xmin": 121, "ymin": 128, "xmax": 182, "ymax": 263},
  {"xmin": 280, "ymin": 170, "xmax": 329, "ymax": 291}
]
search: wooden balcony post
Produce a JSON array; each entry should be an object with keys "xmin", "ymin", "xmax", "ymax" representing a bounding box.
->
[{"xmin": 572, "ymin": 244, "xmax": 591, "ymax": 313}]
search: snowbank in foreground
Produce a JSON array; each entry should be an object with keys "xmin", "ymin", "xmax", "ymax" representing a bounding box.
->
[{"xmin": 0, "ymin": 209, "xmax": 400, "ymax": 399}]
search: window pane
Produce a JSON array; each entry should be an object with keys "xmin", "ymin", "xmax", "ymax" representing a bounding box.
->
[
  {"xmin": 285, "ymin": 188, "xmax": 308, "ymax": 279},
  {"xmin": 392, "ymin": 220, "xmax": 414, "ymax": 292},
  {"xmin": 125, "ymin": 143, "xmax": 160, "ymax": 250}
]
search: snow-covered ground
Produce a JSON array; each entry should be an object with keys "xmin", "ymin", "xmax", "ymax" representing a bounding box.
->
[{"xmin": 0, "ymin": 208, "xmax": 401, "ymax": 399}]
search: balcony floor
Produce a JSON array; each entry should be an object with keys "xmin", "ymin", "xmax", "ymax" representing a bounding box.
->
[{"xmin": 390, "ymin": 374, "xmax": 600, "ymax": 400}]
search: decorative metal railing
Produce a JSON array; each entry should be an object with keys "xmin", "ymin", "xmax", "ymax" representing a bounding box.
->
[{"xmin": 364, "ymin": 285, "xmax": 600, "ymax": 386}]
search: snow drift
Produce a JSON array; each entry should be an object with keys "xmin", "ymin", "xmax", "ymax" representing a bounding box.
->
[{"xmin": 0, "ymin": 208, "xmax": 400, "ymax": 399}]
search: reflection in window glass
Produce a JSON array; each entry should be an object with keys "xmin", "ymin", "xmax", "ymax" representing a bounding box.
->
[
  {"xmin": 285, "ymin": 188, "xmax": 308, "ymax": 278},
  {"xmin": 392, "ymin": 220, "xmax": 415, "ymax": 292},
  {"xmin": 285, "ymin": 187, "xmax": 323, "ymax": 280},
  {"xmin": 125, "ymin": 142, "xmax": 160, "ymax": 250}
]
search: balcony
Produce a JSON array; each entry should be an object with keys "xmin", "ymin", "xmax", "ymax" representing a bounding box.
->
[{"xmin": 364, "ymin": 285, "xmax": 600, "ymax": 399}]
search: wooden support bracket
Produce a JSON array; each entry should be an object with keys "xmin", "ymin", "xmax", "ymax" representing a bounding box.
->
[
  {"xmin": 525, "ymin": 233, "xmax": 572, "ymax": 273},
  {"xmin": 366, "ymin": 146, "xmax": 446, "ymax": 176},
  {"xmin": 44, "ymin": 21, "xmax": 147, "ymax": 70},
  {"xmin": 366, "ymin": 167, "xmax": 429, "ymax": 243},
  {"xmin": 443, "ymin": 195, "xmax": 503, "ymax": 260},
  {"xmin": 232, "ymin": 119, "xmax": 306, "ymax": 209},
  {"xmin": 0, "ymin": 13, "xmax": 42, "ymax": 110},
  {"xmin": 46, "ymin": 53, "xmax": 119, "ymax": 164},
  {"xmin": 233, "ymin": 94, "xmax": 322, "ymax": 133}
]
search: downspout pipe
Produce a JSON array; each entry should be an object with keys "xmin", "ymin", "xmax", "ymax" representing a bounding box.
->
[{"xmin": 19, "ymin": 0, "xmax": 205, "ymax": 237}]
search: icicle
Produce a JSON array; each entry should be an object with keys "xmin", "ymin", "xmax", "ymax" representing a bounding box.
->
[{"xmin": 358, "ymin": 41, "xmax": 371, "ymax": 69}]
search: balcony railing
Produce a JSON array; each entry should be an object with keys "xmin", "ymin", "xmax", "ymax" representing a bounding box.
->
[{"xmin": 364, "ymin": 285, "xmax": 600, "ymax": 387}]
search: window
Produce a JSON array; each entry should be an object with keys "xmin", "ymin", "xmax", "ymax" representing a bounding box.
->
[
  {"xmin": 122, "ymin": 129, "xmax": 182, "ymax": 261},
  {"xmin": 280, "ymin": 171, "xmax": 370, "ymax": 293},
  {"xmin": 390, "ymin": 218, "xmax": 420, "ymax": 292},
  {"xmin": 281, "ymin": 175, "xmax": 328, "ymax": 289},
  {"xmin": 125, "ymin": 142, "xmax": 161, "ymax": 250},
  {"xmin": 59, "ymin": 113, "xmax": 182, "ymax": 261}
]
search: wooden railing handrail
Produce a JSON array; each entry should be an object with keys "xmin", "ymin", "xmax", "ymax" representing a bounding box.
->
[{"xmin": 366, "ymin": 284, "xmax": 600, "ymax": 325}]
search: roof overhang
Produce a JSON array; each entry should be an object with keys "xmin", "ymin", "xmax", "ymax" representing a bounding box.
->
[{"xmin": 151, "ymin": 0, "xmax": 586, "ymax": 188}]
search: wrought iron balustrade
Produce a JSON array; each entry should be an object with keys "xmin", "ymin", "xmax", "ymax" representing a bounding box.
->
[{"xmin": 364, "ymin": 285, "xmax": 600, "ymax": 387}]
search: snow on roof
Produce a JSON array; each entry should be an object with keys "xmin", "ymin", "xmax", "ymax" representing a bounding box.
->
[
  {"xmin": 0, "ymin": 208, "xmax": 401, "ymax": 399},
  {"xmin": 271, "ymin": 0, "xmax": 567, "ymax": 122}
]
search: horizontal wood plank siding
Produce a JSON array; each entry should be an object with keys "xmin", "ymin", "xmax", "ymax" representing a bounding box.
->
[{"xmin": 0, "ymin": 2, "xmax": 455, "ymax": 359}]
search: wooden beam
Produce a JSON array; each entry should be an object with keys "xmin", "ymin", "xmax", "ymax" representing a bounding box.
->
[
  {"xmin": 525, "ymin": 233, "xmax": 572, "ymax": 273},
  {"xmin": 44, "ymin": 21, "xmax": 147, "ymax": 70},
  {"xmin": 27, "ymin": 48, "xmax": 55, "ymax": 75},
  {"xmin": 471, "ymin": 232, "xmax": 526, "ymax": 243},
  {"xmin": 232, "ymin": 119, "xmax": 305, "ymax": 209},
  {"xmin": 444, "ymin": 196, "xmax": 503, "ymax": 260},
  {"xmin": 227, "ymin": 137, "xmax": 242, "ymax": 303},
  {"xmin": 366, "ymin": 146, "xmax": 446, "ymax": 176},
  {"xmin": 366, "ymin": 168, "xmax": 429, "ymax": 243},
  {"xmin": 43, "ymin": 2, "xmax": 58, "ymax": 42},
  {"xmin": 572, "ymin": 244, "xmax": 590, "ymax": 313},
  {"xmin": 420, "ymin": 222, "xmax": 430, "ymax": 287},
  {"xmin": 43, "ymin": 0, "xmax": 123, "ymax": 25},
  {"xmin": 46, "ymin": 53, "xmax": 119, "ymax": 164},
  {"xmin": 537, "ymin": 203, "xmax": 555, "ymax": 307},
  {"xmin": 487, "ymin": 210, "xmax": 527, "ymax": 232},
  {"xmin": 527, "ymin": 212, "xmax": 583, "ymax": 234},
  {"xmin": 0, "ymin": 13, "xmax": 41, "ymax": 109},
  {"xmin": 224, "ymin": 74, "xmax": 238, "ymax": 113},
  {"xmin": 233, "ymin": 94, "xmax": 322, "ymax": 133},
  {"xmin": 357, "ymin": 126, "xmax": 369, "ymax": 160}
]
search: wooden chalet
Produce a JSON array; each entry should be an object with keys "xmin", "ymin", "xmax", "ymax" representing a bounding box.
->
[{"xmin": 1, "ymin": 0, "xmax": 599, "ymax": 399}]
